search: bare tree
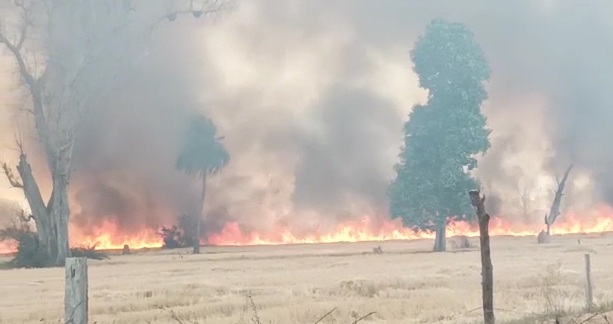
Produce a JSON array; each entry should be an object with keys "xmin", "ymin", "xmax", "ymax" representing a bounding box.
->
[
  {"xmin": 0, "ymin": 0, "xmax": 232, "ymax": 265},
  {"xmin": 539, "ymin": 164, "xmax": 573, "ymax": 244}
]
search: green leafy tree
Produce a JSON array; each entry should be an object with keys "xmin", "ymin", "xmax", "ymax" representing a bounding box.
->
[
  {"xmin": 389, "ymin": 19, "xmax": 492, "ymax": 252},
  {"xmin": 176, "ymin": 114, "xmax": 229, "ymax": 254}
]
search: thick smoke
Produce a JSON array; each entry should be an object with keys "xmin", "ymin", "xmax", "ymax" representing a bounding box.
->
[
  {"xmin": 69, "ymin": 18, "xmax": 206, "ymax": 234},
  {"xmin": 196, "ymin": 0, "xmax": 613, "ymax": 229},
  {"xmin": 291, "ymin": 85, "xmax": 399, "ymax": 217},
  {"xmin": 2, "ymin": 0, "xmax": 613, "ymax": 235}
]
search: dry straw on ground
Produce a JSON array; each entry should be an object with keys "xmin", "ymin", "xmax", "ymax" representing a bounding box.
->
[{"xmin": 1, "ymin": 233, "xmax": 613, "ymax": 324}]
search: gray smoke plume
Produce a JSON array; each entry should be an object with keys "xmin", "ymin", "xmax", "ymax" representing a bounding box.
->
[
  {"xmin": 72, "ymin": 0, "xmax": 613, "ymax": 233},
  {"xmin": 196, "ymin": 0, "xmax": 613, "ymax": 230},
  {"xmin": 3, "ymin": 0, "xmax": 613, "ymax": 236},
  {"xmin": 69, "ymin": 18, "xmax": 206, "ymax": 234}
]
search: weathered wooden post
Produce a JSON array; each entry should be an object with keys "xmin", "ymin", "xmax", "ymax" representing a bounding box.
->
[
  {"xmin": 469, "ymin": 190, "xmax": 495, "ymax": 324},
  {"xmin": 585, "ymin": 253, "xmax": 593, "ymax": 310},
  {"xmin": 65, "ymin": 257, "xmax": 88, "ymax": 324}
]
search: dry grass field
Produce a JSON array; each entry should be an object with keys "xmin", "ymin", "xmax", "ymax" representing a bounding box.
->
[{"xmin": 1, "ymin": 233, "xmax": 613, "ymax": 324}]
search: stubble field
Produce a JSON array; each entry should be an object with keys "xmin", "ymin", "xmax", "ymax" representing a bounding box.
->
[{"xmin": 1, "ymin": 234, "xmax": 613, "ymax": 324}]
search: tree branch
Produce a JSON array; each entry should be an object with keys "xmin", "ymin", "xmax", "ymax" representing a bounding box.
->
[
  {"xmin": 0, "ymin": 2, "xmax": 36, "ymax": 90},
  {"xmin": 17, "ymin": 209, "xmax": 34, "ymax": 223},
  {"xmin": 12, "ymin": 0, "xmax": 31, "ymax": 51},
  {"xmin": 0, "ymin": 1, "xmax": 52, "ymax": 157},
  {"xmin": 2, "ymin": 132, "xmax": 27, "ymax": 189},
  {"xmin": 2, "ymin": 163, "xmax": 23, "ymax": 188},
  {"xmin": 157, "ymin": 0, "xmax": 230, "ymax": 25},
  {"xmin": 0, "ymin": 31, "xmax": 35, "ymax": 89}
]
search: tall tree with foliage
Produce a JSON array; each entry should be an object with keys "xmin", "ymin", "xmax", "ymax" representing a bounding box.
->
[
  {"xmin": 389, "ymin": 19, "xmax": 492, "ymax": 252},
  {"xmin": 176, "ymin": 113, "xmax": 229, "ymax": 254}
]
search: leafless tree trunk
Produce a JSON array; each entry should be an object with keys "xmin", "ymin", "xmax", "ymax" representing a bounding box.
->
[
  {"xmin": 3, "ymin": 150, "xmax": 56, "ymax": 258},
  {"xmin": 52, "ymin": 171, "xmax": 72, "ymax": 264},
  {"xmin": 4, "ymin": 144, "xmax": 71, "ymax": 264},
  {"xmin": 469, "ymin": 190, "xmax": 495, "ymax": 324},
  {"xmin": 542, "ymin": 164, "xmax": 573, "ymax": 242}
]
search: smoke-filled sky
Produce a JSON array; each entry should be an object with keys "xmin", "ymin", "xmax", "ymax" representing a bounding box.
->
[{"xmin": 1, "ymin": 0, "xmax": 612, "ymax": 233}]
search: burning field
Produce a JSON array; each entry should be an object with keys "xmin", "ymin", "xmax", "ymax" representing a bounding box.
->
[
  {"xmin": 2, "ymin": 205, "xmax": 613, "ymax": 254},
  {"xmin": 2, "ymin": 1, "xmax": 613, "ymax": 322},
  {"xmin": 1, "ymin": 1, "xmax": 613, "ymax": 261}
]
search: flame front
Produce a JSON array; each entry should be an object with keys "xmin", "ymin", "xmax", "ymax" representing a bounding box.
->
[
  {"xmin": 1, "ymin": 206, "xmax": 613, "ymax": 254},
  {"xmin": 69, "ymin": 220, "xmax": 163, "ymax": 250},
  {"xmin": 208, "ymin": 205, "xmax": 613, "ymax": 246}
]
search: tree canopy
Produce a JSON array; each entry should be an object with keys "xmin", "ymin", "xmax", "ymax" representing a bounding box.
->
[
  {"xmin": 389, "ymin": 19, "xmax": 492, "ymax": 233},
  {"xmin": 176, "ymin": 114, "xmax": 230, "ymax": 178},
  {"xmin": 176, "ymin": 112, "xmax": 229, "ymax": 254}
]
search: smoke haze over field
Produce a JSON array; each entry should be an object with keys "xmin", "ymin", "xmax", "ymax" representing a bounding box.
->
[{"xmin": 1, "ymin": 0, "xmax": 613, "ymax": 235}]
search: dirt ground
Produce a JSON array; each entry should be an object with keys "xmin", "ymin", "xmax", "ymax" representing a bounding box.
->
[{"xmin": 1, "ymin": 233, "xmax": 612, "ymax": 324}]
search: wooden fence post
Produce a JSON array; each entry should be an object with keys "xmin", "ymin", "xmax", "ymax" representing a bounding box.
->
[
  {"xmin": 65, "ymin": 257, "xmax": 88, "ymax": 324},
  {"xmin": 469, "ymin": 190, "xmax": 495, "ymax": 324},
  {"xmin": 585, "ymin": 253, "xmax": 593, "ymax": 310}
]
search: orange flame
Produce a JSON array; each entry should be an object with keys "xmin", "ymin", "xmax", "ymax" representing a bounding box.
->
[
  {"xmin": 208, "ymin": 205, "xmax": 613, "ymax": 246},
  {"xmin": 0, "ymin": 241, "xmax": 16, "ymax": 255},
  {"xmin": 69, "ymin": 220, "xmax": 163, "ymax": 250},
  {"xmin": 0, "ymin": 221, "xmax": 163, "ymax": 255},
  {"xmin": 1, "ymin": 206, "xmax": 612, "ymax": 254}
]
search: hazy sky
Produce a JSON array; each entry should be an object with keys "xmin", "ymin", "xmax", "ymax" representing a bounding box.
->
[{"xmin": 1, "ymin": 0, "xmax": 612, "ymax": 231}]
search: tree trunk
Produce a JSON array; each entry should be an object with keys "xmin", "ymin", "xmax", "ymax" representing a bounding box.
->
[
  {"xmin": 51, "ymin": 172, "xmax": 71, "ymax": 265},
  {"xmin": 470, "ymin": 190, "xmax": 495, "ymax": 324},
  {"xmin": 51, "ymin": 142, "xmax": 75, "ymax": 266},
  {"xmin": 15, "ymin": 153, "xmax": 56, "ymax": 261},
  {"xmin": 193, "ymin": 173, "xmax": 207, "ymax": 254},
  {"xmin": 433, "ymin": 216, "xmax": 447, "ymax": 252},
  {"xmin": 193, "ymin": 215, "xmax": 201, "ymax": 254},
  {"xmin": 544, "ymin": 164, "xmax": 573, "ymax": 239}
]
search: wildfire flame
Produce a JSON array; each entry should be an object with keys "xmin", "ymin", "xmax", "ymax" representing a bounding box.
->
[
  {"xmin": 207, "ymin": 206, "xmax": 613, "ymax": 246},
  {"xmin": 1, "ymin": 205, "xmax": 612, "ymax": 255},
  {"xmin": 70, "ymin": 220, "xmax": 163, "ymax": 250}
]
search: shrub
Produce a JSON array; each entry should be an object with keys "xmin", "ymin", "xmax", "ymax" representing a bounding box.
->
[
  {"xmin": 1, "ymin": 216, "xmax": 109, "ymax": 269},
  {"xmin": 159, "ymin": 214, "xmax": 201, "ymax": 249},
  {"xmin": 159, "ymin": 225, "xmax": 187, "ymax": 249},
  {"xmin": 0, "ymin": 219, "xmax": 52, "ymax": 268}
]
